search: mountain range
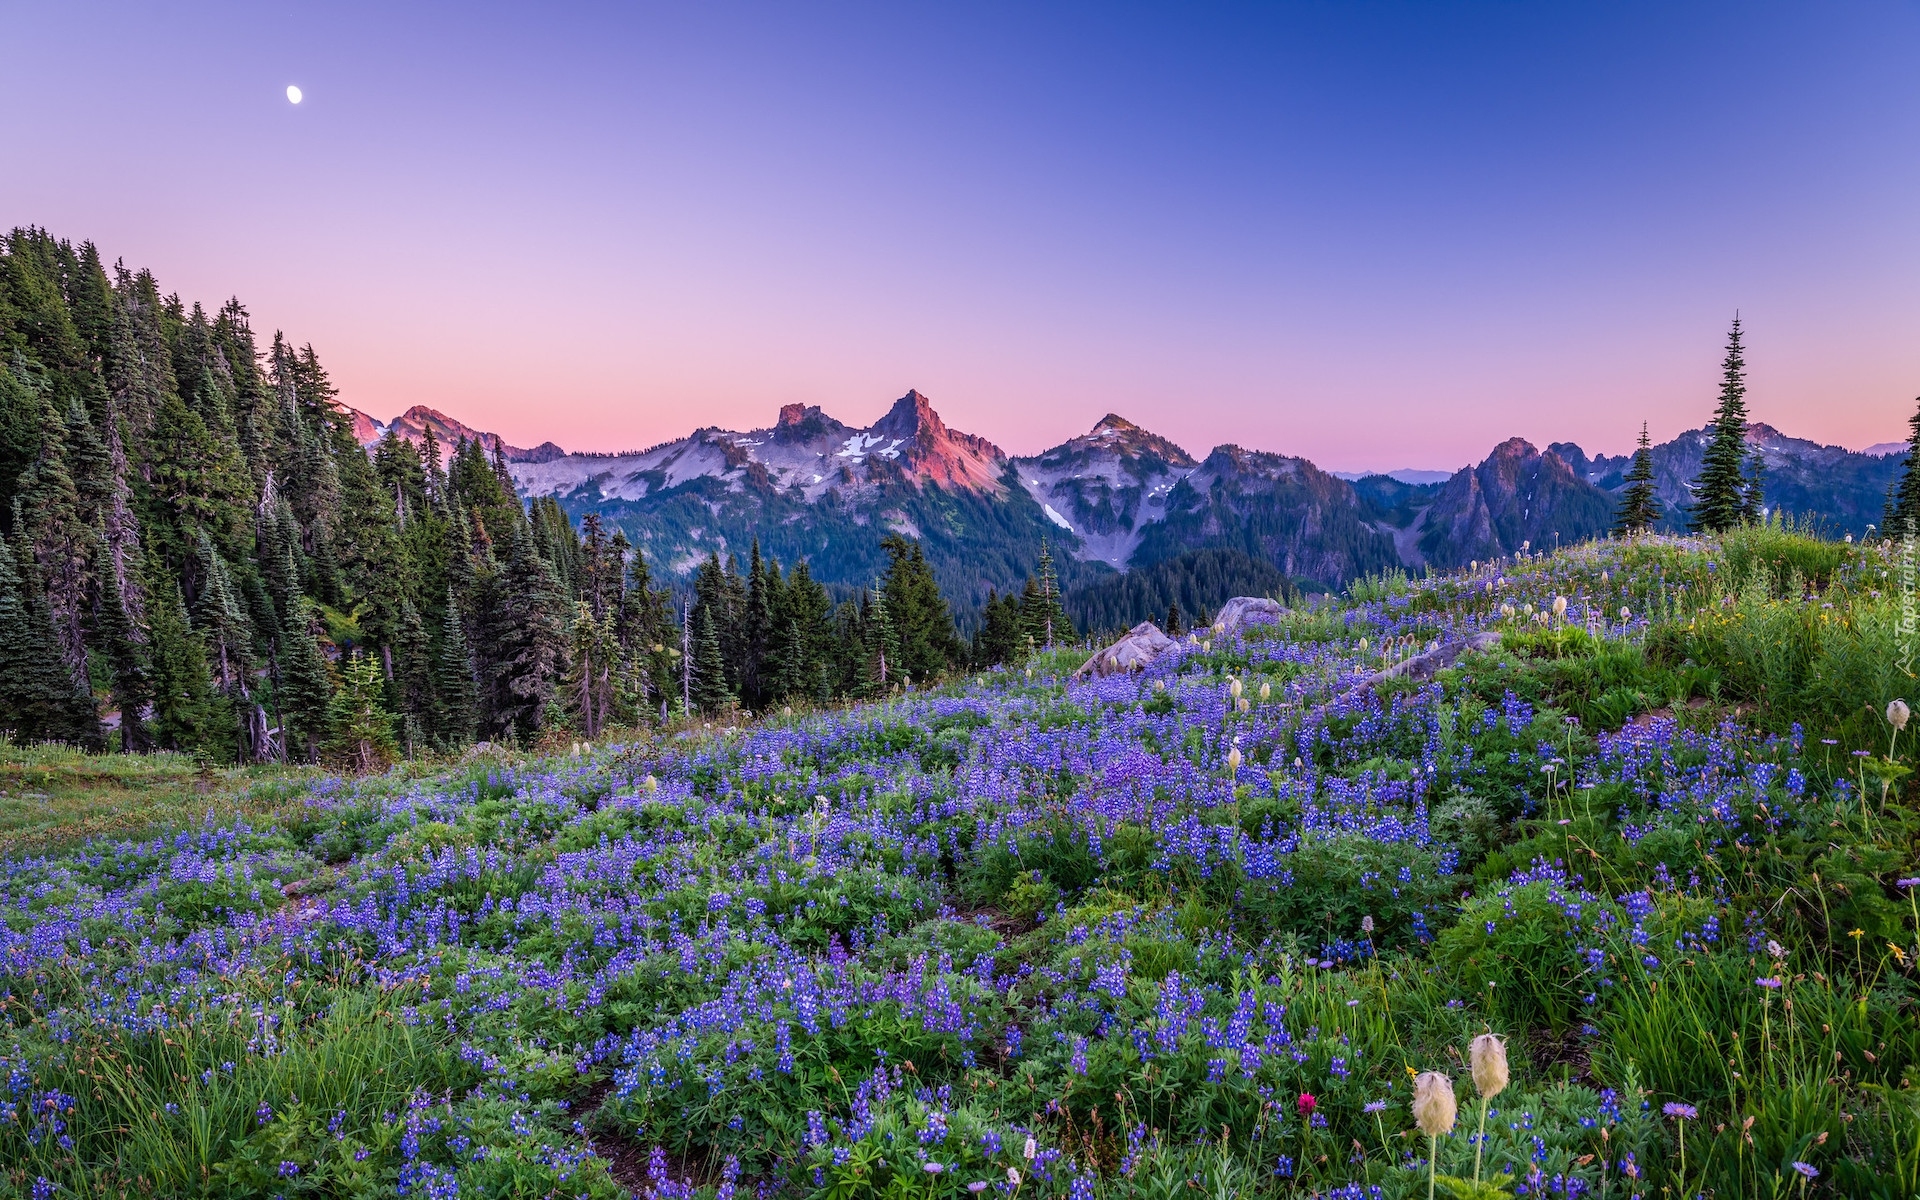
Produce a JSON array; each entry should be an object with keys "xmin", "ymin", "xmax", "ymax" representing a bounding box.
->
[{"xmin": 347, "ymin": 392, "xmax": 1906, "ymax": 629}]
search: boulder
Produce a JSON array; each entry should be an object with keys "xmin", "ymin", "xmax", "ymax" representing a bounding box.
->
[
  {"xmin": 1074, "ymin": 621, "xmax": 1176, "ymax": 678},
  {"xmin": 1211, "ymin": 596, "xmax": 1285, "ymax": 635}
]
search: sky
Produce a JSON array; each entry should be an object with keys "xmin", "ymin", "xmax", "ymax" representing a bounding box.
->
[{"xmin": 4, "ymin": 2, "xmax": 1917, "ymax": 471}]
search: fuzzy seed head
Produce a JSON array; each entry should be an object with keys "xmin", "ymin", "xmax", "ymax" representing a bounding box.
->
[
  {"xmin": 1412, "ymin": 1071, "xmax": 1457, "ymax": 1137},
  {"xmin": 1889, "ymin": 699, "xmax": 1911, "ymax": 731},
  {"xmin": 1229, "ymin": 677, "xmax": 1243, "ymax": 699},
  {"xmin": 1552, "ymin": 595, "xmax": 1568, "ymax": 618},
  {"xmin": 1227, "ymin": 746, "xmax": 1243, "ymax": 776},
  {"xmin": 1469, "ymin": 1034, "xmax": 1509, "ymax": 1099},
  {"xmin": 1259, "ymin": 680, "xmax": 1271, "ymax": 700}
]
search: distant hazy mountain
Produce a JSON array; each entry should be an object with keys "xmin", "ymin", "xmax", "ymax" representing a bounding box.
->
[
  {"xmin": 1553, "ymin": 423, "xmax": 1902, "ymax": 536},
  {"xmin": 1333, "ymin": 468, "xmax": 1453, "ymax": 485},
  {"xmin": 347, "ymin": 394, "xmax": 1907, "ymax": 629}
]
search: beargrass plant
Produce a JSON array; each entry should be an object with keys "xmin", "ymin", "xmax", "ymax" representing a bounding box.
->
[{"xmin": 3, "ymin": 528, "xmax": 1919, "ymax": 1197}]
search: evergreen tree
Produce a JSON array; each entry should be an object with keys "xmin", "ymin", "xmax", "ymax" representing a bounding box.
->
[
  {"xmin": 1688, "ymin": 318, "xmax": 1754, "ymax": 534},
  {"xmin": 490, "ymin": 522, "xmax": 566, "ymax": 737},
  {"xmin": 1021, "ymin": 540, "xmax": 1074, "ymax": 648},
  {"xmin": 324, "ymin": 649, "xmax": 397, "ymax": 772},
  {"xmin": 15, "ymin": 398, "xmax": 98, "ymax": 700},
  {"xmin": 690, "ymin": 603, "xmax": 730, "ymax": 714},
  {"xmin": 743, "ymin": 540, "xmax": 772, "ymax": 704},
  {"xmin": 564, "ymin": 600, "xmax": 618, "ymax": 736},
  {"xmin": 1610, "ymin": 422, "xmax": 1662, "ymax": 536},
  {"xmin": 1165, "ymin": 599, "xmax": 1182, "ymax": 636},
  {"xmin": 863, "ymin": 584, "xmax": 901, "ymax": 694},
  {"xmin": 0, "ymin": 529, "xmax": 98, "ymax": 745},
  {"xmin": 277, "ymin": 597, "xmax": 334, "ymax": 763},
  {"xmin": 1887, "ymin": 396, "xmax": 1920, "ymax": 538},
  {"xmin": 146, "ymin": 565, "xmax": 226, "ymax": 756},
  {"xmin": 90, "ymin": 537, "xmax": 151, "ymax": 752},
  {"xmin": 973, "ymin": 588, "xmax": 1024, "ymax": 667},
  {"xmin": 392, "ymin": 595, "xmax": 436, "ymax": 749},
  {"xmin": 880, "ymin": 535, "xmax": 959, "ymax": 684},
  {"xmin": 435, "ymin": 587, "xmax": 478, "ymax": 747},
  {"xmin": 192, "ymin": 533, "xmax": 270, "ymax": 759}
]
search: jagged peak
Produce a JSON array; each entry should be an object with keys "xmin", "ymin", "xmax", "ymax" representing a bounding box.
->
[{"xmin": 872, "ymin": 389, "xmax": 945, "ymax": 440}]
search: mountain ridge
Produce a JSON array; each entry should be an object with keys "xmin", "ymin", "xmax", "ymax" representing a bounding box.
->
[{"xmin": 344, "ymin": 392, "xmax": 1908, "ymax": 626}]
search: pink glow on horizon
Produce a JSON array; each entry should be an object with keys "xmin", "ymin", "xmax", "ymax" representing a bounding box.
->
[{"xmin": 4, "ymin": 4, "xmax": 1915, "ymax": 471}]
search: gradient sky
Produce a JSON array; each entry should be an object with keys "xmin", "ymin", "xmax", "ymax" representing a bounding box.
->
[{"xmin": 5, "ymin": 2, "xmax": 1917, "ymax": 471}]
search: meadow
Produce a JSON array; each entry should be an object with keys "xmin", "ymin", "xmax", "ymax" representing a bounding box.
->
[{"xmin": 3, "ymin": 524, "xmax": 1917, "ymax": 1199}]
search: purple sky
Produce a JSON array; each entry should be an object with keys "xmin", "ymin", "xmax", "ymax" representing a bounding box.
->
[{"xmin": 6, "ymin": 2, "xmax": 1917, "ymax": 470}]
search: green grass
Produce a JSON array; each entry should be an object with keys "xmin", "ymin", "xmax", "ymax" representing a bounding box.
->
[{"xmin": 0, "ymin": 738, "xmax": 329, "ymax": 857}]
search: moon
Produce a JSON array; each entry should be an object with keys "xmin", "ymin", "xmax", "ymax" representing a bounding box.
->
[{"xmin": 286, "ymin": 85, "xmax": 303, "ymax": 104}]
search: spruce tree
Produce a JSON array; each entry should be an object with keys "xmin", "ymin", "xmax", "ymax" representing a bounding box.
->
[
  {"xmin": 435, "ymin": 587, "xmax": 478, "ymax": 747},
  {"xmin": 146, "ymin": 565, "xmax": 226, "ymax": 757},
  {"xmin": 1688, "ymin": 318, "xmax": 1754, "ymax": 534},
  {"xmin": 324, "ymin": 649, "xmax": 397, "ymax": 772},
  {"xmin": 90, "ymin": 538, "xmax": 152, "ymax": 752},
  {"xmin": 880, "ymin": 535, "xmax": 959, "ymax": 684},
  {"xmin": 1022, "ymin": 540, "xmax": 1074, "ymax": 648},
  {"xmin": 1610, "ymin": 422, "xmax": 1662, "ymax": 536},
  {"xmin": 1888, "ymin": 396, "xmax": 1920, "ymax": 538},
  {"xmin": 864, "ymin": 584, "xmax": 901, "ymax": 694},
  {"xmin": 0, "ymin": 529, "xmax": 98, "ymax": 745},
  {"xmin": 392, "ymin": 595, "xmax": 436, "ymax": 745},
  {"xmin": 564, "ymin": 600, "xmax": 617, "ymax": 736},
  {"xmin": 491, "ymin": 521, "xmax": 566, "ymax": 737},
  {"xmin": 743, "ymin": 540, "xmax": 771, "ymax": 704},
  {"xmin": 690, "ymin": 603, "xmax": 730, "ymax": 714},
  {"xmin": 974, "ymin": 588, "xmax": 1024, "ymax": 667},
  {"xmin": 1165, "ymin": 599, "xmax": 1182, "ymax": 636},
  {"xmin": 277, "ymin": 597, "xmax": 334, "ymax": 763}
]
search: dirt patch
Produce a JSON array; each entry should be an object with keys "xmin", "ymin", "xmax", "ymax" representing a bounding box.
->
[
  {"xmin": 578, "ymin": 1080, "xmax": 652, "ymax": 1193},
  {"xmin": 1527, "ymin": 1026, "xmax": 1593, "ymax": 1083}
]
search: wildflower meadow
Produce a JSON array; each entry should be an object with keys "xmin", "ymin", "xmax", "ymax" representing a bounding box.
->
[{"xmin": 4, "ymin": 523, "xmax": 1917, "ymax": 1199}]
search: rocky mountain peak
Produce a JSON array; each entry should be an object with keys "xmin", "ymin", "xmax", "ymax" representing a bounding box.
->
[{"xmin": 866, "ymin": 390, "xmax": 1006, "ymax": 491}]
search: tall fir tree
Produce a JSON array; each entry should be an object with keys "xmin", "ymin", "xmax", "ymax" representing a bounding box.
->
[
  {"xmin": 90, "ymin": 537, "xmax": 151, "ymax": 752},
  {"xmin": 324, "ymin": 649, "xmax": 398, "ymax": 772},
  {"xmin": 0, "ymin": 529, "xmax": 98, "ymax": 745},
  {"xmin": 1021, "ymin": 539, "xmax": 1074, "ymax": 648},
  {"xmin": 1887, "ymin": 396, "xmax": 1920, "ymax": 537},
  {"xmin": 880, "ymin": 535, "xmax": 959, "ymax": 684},
  {"xmin": 563, "ymin": 600, "xmax": 618, "ymax": 737},
  {"xmin": 1688, "ymin": 318, "xmax": 1754, "ymax": 534},
  {"xmin": 392, "ymin": 595, "xmax": 436, "ymax": 750},
  {"xmin": 276, "ymin": 597, "xmax": 334, "ymax": 763},
  {"xmin": 145, "ymin": 564, "xmax": 226, "ymax": 757},
  {"xmin": 435, "ymin": 587, "xmax": 478, "ymax": 748},
  {"xmin": 490, "ymin": 521, "xmax": 566, "ymax": 737},
  {"xmin": 973, "ymin": 588, "xmax": 1025, "ymax": 667},
  {"xmin": 1610, "ymin": 422, "xmax": 1663, "ymax": 536},
  {"xmin": 690, "ymin": 603, "xmax": 730, "ymax": 715}
]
